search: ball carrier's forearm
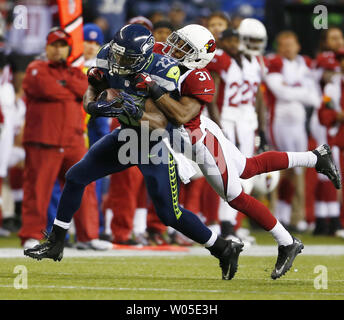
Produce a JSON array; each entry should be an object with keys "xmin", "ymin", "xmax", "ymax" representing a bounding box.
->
[{"xmin": 83, "ymin": 85, "xmax": 98, "ymax": 113}]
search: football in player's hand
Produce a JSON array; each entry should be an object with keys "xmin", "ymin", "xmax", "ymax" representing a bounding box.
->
[{"xmin": 97, "ymin": 88, "xmax": 122, "ymax": 104}]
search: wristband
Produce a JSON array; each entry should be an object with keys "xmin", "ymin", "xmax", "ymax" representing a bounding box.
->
[{"xmin": 149, "ymin": 82, "xmax": 165, "ymax": 101}]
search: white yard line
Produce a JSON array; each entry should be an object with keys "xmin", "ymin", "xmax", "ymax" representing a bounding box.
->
[
  {"xmin": 0, "ymin": 283, "xmax": 343, "ymax": 296},
  {"xmin": 0, "ymin": 245, "xmax": 343, "ymax": 259}
]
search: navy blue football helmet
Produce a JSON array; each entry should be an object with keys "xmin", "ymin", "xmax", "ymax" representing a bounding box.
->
[{"xmin": 108, "ymin": 24, "xmax": 155, "ymax": 75}]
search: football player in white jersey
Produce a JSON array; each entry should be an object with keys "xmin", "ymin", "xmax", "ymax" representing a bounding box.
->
[
  {"xmin": 126, "ymin": 24, "xmax": 341, "ymax": 279},
  {"xmin": 207, "ymin": 19, "xmax": 269, "ymax": 242},
  {"xmin": 207, "ymin": 28, "xmax": 246, "ymax": 239}
]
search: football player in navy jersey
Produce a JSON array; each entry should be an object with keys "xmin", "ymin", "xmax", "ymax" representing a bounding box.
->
[{"xmin": 24, "ymin": 24, "xmax": 244, "ymax": 281}]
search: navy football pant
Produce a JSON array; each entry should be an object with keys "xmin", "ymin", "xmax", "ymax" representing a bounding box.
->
[{"xmin": 56, "ymin": 129, "xmax": 212, "ymax": 244}]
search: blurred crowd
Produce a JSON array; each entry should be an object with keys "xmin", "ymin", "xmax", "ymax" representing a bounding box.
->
[{"xmin": 0, "ymin": 0, "xmax": 344, "ymax": 249}]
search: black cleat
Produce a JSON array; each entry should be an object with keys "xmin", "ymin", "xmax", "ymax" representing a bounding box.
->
[
  {"xmin": 312, "ymin": 144, "xmax": 341, "ymax": 189},
  {"xmin": 24, "ymin": 225, "xmax": 66, "ymax": 261},
  {"xmin": 271, "ymin": 237, "xmax": 304, "ymax": 280},
  {"xmin": 212, "ymin": 240, "xmax": 244, "ymax": 280}
]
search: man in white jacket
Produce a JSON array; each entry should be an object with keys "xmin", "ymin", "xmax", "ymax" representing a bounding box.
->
[
  {"xmin": 0, "ymin": 54, "xmax": 17, "ymax": 237},
  {"xmin": 265, "ymin": 31, "xmax": 321, "ymax": 231}
]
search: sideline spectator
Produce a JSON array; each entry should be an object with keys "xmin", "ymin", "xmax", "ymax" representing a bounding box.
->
[
  {"xmin": 310, "ymin": 27, "xmax": 344, "ymax": 236},
  {"xmin": 265, "ymin": 31, "xmax": 321, "ymax": 231},
  {"xmin": 152, "ymin": 20, "xmax": 174, "ymax": 43},
  {"xmin": 0, "ymin": 49, "xmax": 16, "ymax": 237},
  {"xmin": 318, "ymin": 49, "xmax": 344, "ymax": 238},
  {"xmin": 18, "ymin": 28, "xmax": 112, "ymax": 250}
]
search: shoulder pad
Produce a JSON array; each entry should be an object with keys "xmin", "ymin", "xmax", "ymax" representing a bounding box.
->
[
  {"xmin": 96, "ymin": 44, "xmax": 110, "ymax": 70},
  {"xmin": 147, "ymin": 53, "xmax": 180, "ymax": 92}
]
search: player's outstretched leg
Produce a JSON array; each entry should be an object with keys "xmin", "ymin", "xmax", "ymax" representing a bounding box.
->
[
  {"xmin": 241, "ymin": 144, "xmax": 341, "ymax": 189},
  {"xmin": 271, "ymin": 236, "xmax": 304, "ymax": 280}
]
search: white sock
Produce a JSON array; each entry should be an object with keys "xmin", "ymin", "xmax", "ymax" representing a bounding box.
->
[
  {"xmin": 287, "ymin": 151, "xmax": 317, "ymax": 169},
  {"xmin": 54, "ymin": 218, "xmax": 71, "ymax": 230},
  {"xmin": 104, "ymin": 208, "xmax": 114, "ymax": 235},
  {"xmin": 328, "ymin": 202, "xmax": 340, "ymax": 218},
  {"xmin": 269, "ymin": 221, "xmax": 293, "ymax": 246},
  {"xmin": 204, "ymin": 231, "xmax": 217, "ymax": 248},
  {"xmin": 133, "ymin": 208, "xmax": 147, "ymax": 235},
  {"xmin": 315, "ymin": 201, "xmax": 327, "ymax": 218}
]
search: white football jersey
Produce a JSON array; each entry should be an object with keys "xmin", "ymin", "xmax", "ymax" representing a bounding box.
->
[
  {"xmin": 241, "ymin": 55, "xmax": 264, "ymax": 108},
  {"xmin": 221, "ymin": 57, "xmax": 243, "ymax": 110}
]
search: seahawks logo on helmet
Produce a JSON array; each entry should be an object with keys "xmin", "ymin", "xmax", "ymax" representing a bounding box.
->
[
  {"xmin": 141, "ymin": 36, "xmax": 155, "ymax": 54},
  {"xmin": 205, "ymin": 39, "xmax": 216, "ymax": 53}
]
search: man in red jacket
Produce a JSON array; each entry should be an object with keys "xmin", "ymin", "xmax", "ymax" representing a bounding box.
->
[
  {"xmin": 318, "ymin": 48, "xmax": 344, "ymax": 237},
  {"xmin": 19, "ymin": 28, "xmax": 112, "ymax": 250}
]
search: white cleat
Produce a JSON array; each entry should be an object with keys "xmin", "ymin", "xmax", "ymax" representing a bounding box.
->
[
  {"xmin": 23, "ymin": 238, "xmax": 40, "ymax": 249},
  {"xmin": 0, "ymin": 227, "xmax": 10, "ymax": 237},
  {"xmin": 76, "ymin": 239, "xmax": 113, "ymax": 251}
]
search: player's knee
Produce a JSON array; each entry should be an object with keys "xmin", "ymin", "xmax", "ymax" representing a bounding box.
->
[
  {"xmin": 225, "ymin": 186, "xmax": 243, "ymax": 204},
  {"xmin": 155, "ymin": 207, "xmax": 178, "ymax": 227},
  {"xmin": 65, "ymin": 163, "xmax": 87, "ymax": 186},
  {"xmin": 241, "ymin": 157, "xmax": 257, "ymax": 179},
  {"xmin": 159, "ymin": 213, "xmax": 176, "ymax": 227},
  {"xmin": 228, "ymin": 191, "xmax": 249, "ymax": 212}
]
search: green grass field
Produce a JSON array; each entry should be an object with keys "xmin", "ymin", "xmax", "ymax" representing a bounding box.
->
[
  {"xmin": 0, "ymin": 255, "xmax": 343, "ymax": 300},
  {"xmin": 0, "ymin": 231, "xmax": 343, "ymax": 300}
]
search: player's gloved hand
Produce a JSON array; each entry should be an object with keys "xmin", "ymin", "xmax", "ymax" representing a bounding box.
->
[
  {"xmin": 87, "ymin": 67, "xmax": 108, "ymax": 91},
  {"xmin": 120, "ymin": 92, "xmax": 143, "ymax": 121},
  {"xmin": 256, "ymin": 129, "xmax": 269, "ymax": 154},
  {"xmin": 87, "ymin": 67, "xmax": 104, "ymax": 85},
  {"xmin": 134, "ymin": 73, "xmax": 165, "ymax": 101},
  {"xmin": 87, "ymin": 97, "xmax": 123, "ymax": 118}
]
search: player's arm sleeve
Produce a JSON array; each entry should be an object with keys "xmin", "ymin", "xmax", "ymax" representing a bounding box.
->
[
  {"xmin": 183, "ymin": 70, "xmax": 215, "ymax": 104},
  {"xmin": 23, "ymin": 62, "xmax": 75, "ymax": 101}
]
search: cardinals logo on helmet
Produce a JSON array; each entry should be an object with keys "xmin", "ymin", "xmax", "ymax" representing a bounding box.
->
[{"xmin": 205, "ymin": 39, "xmax": 216, "ymax": 53}]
